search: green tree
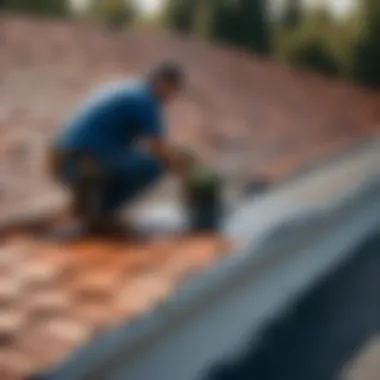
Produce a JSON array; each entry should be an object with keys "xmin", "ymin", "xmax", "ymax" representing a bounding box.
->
[
  {"xmin": 351, "ymin": 0, "xmax": 380, "ymax": 87},
  {"xmin": 193, "ymin": 0, "xmax": 218, "ymax": 38},
  {"xmin": 287, "ymin": 35, "xmax": 340, "ymax": 76},
  {"xmin": 164, "ymin": 0, "xmax": 271, "ymax": 54},
  {"xmin": 90, "ymin": 0, "xmax": 137, "ymax": 29},
  {"xmin": 276, "ymin": 6, "xmax": 341, "ymax": 77},
  {"xmin": 281, "ymin": 0, "xmax": 302, "ymax": 29},
  {"xmin": 164, "ymin": 0, "xmax": 198, "ymax": 34},
  {"xmin": 0, "ymin": 0, "xmax": 69, "ymax": 16},
  {"xmin": 212, "ymin": 0, "xmax": 271, "ymax": 54}
]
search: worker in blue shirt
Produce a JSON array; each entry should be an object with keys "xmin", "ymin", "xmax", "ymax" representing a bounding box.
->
[{"xmin": 49, "ymin": 61, "xmax": 191, "ymax": 234}]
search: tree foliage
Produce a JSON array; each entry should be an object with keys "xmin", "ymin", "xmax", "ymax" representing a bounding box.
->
[
  {"xmin": 0, "ymin": 0, "xmax": 69, "ymax": 16},
  {"xmin": 90, "ymin": 0, "xmax": 137, "ymax": 29},
  {"xmin": 212, "ymin": 0, "xmax": 271, "ymax": 54},
  {"xmin": 351, "ymin": 0, "xmax": 380, "ymax": 87},
  {"xmin": 276, "ymin": 6, "xmax": 341, "ymax": 77},
  {"xmin": 164, "ymin": 0, "xmax": 198, "ymax": 35},
  {"xmin": 281, "ymin": 0, "xmax": 302, "ymax": 29},
  {"xmin": 193, "ymin": 0, "xmax": 218, "ymax": 39},
  {"xmin": 164, "ymin": 0, "xmax": 271, "ymax": 54},
  {"xmin": 286, "ymin": 36, "xmax": 340, "ymax": 76}
]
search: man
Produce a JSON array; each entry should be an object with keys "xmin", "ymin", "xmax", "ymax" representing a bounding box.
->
[{"xmin": 50, "ymin": 61, "xmax": 192, "ymax": 234}]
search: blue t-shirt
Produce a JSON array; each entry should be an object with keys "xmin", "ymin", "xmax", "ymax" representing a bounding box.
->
[{"xmin": 55, "ymin": 79, "xmax": 164, "ymax": 156}]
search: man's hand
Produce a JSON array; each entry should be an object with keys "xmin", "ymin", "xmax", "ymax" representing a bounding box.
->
[
  {"xmin": 142, "ymin": 138, "xmax": 197, "ymax": 179},
  {"xmin": 46, "ymin": 146, "xmax": 62, "ymax": 179}
]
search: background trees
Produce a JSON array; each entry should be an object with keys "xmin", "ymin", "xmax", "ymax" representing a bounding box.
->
[
  {"xmin": 2, "ymin": 0, "xmax": 380, "ymax": 88},
  {"xmin": 89, "ymin": 0, "xmax": 137, "ymax": 29},
  {"xmin": 0, "ymin": 0, "xmax": 69, "ymax": 17}
]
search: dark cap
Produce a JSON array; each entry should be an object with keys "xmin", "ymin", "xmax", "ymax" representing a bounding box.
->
[{"xmin": 148, "ymin": 61, "xmax": 185, "ymax": 89}]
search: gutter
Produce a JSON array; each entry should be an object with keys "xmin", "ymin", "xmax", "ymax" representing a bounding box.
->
[{"xmin": 39, "ymin": 139, "xmax": 380, "ymax": 380}]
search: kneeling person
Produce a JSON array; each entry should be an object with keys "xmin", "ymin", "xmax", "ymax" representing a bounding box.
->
[{"xmin": 50, "ymin": 61, "xmax": 190, "ymax": 233}]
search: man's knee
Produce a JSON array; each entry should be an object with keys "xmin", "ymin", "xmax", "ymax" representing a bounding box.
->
[
  {"xmin": 143, "ymin": 152, "xmax": 164, "ymax": 174},
  {"xmin": 110, "ymin": 150, "xmax": 164, "ymax": 188},
  {"xmin": 135, "ymin": 152, "xmax": 164, "ymax": 185}
]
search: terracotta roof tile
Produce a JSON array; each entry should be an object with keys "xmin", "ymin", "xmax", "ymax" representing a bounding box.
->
[
  {"xmin": 0, "ymin": 230, "xmax": 227, "ymax": 378},
  {"xmin": 0, "ymin": 349, "xmax": 38, "ymax": 380}
]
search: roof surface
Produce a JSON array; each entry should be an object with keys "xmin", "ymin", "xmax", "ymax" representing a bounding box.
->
[
  {"xmin": 1, "ymin": 15, "xmax": 380, "ymax": 215},
  {"xmin": 0, "ymin": 225, "xmax": 229, "ymax": 379},
  {"xmin": 1, "ymin": 14, "xmax": 380, "ymax": 380}
]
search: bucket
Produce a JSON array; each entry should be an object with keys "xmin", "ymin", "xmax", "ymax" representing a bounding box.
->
[{"xmin": 184, "ymin": 167, "xmax": 223, "ymax": 232}]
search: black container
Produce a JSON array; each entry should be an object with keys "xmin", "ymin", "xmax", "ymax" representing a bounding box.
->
[{"xmin": 184, "ymin": 170, "xmax": 223, "ymax": 232}]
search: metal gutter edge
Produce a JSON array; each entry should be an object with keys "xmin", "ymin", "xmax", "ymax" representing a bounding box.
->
[{"xmin": 40, "ymin": 140, "xmax": 380, "ymax": 380}]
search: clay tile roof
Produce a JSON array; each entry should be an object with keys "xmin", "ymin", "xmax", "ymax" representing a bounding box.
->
[
  {"xmin": 0, "ymin": 14, "xmax": 380, "ymax": 379},
  {"xmin": 0, "ymin": 230, "xmax": 230, "ymax": 379}
]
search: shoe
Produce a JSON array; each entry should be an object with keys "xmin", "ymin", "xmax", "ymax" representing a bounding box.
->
[{"xmin": 85, "ymin": 214, "xmax": 129, "ymax": 238}]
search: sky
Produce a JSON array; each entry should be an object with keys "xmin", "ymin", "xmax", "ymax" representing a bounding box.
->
[
  {"xmin": 137, "ymin": 0, "xmax": 358, "ymax": 16},
  {"xmin": 71, "ymin": 0, "xmax": 358, "ymax": 16},
  {"xmin": 70, "ymin": 0, "xmax": 163, "ymax": 13},
  {"xmin": 307, "ymin": 0, "xmax": 357, "ymax": 15},
  {"xmin": 138, "ymin": 0, "xmax": 163, "ymax": 14}
]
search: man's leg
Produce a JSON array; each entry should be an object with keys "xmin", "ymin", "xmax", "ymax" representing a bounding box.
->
[
  {"xmin": 51, "ymin": 151, "xmax": 107, "ymax": 224},
  {"xmin": 101, "ymin": 150, "xmax": 165, "ymax": 215}
]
